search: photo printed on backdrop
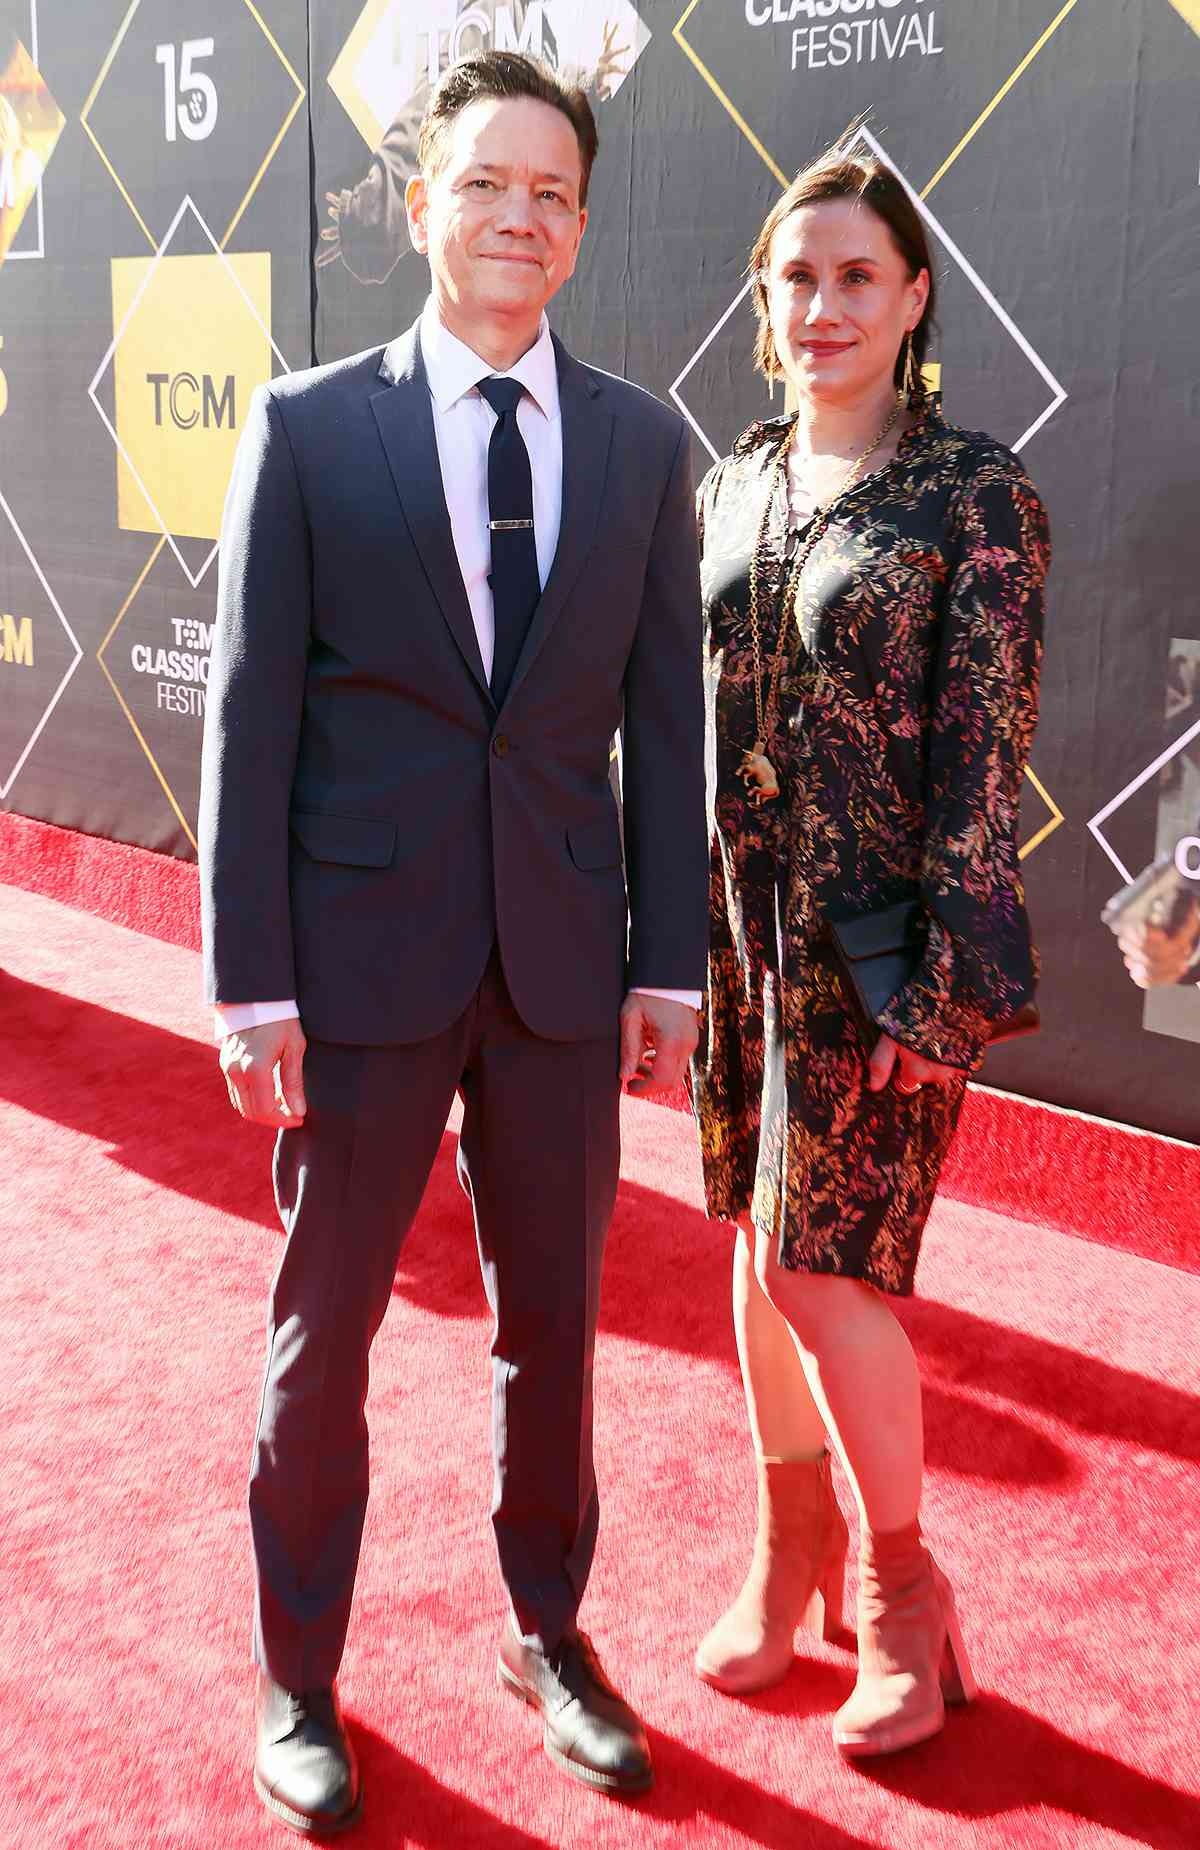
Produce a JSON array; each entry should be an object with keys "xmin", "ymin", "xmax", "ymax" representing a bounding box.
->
[
  {"xmin": 1145, "ymin": 643, "xmax": 1200, "ymax": 1043},
  {"xmin": 1100, "ymin": 640, "xmax": 1200, "ymax": 1044},
  {"xmin": 0, "ymin": 2, "xmax": 64, "ymax": 266},
  {"xmin": 321, "ymin": 1, "xmax": 649, "ymax": 284}
]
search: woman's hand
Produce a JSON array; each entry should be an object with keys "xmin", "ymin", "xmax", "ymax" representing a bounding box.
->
[{"xmin": 867, "ymin": 1031, "xmax": 959, "ymax": 1096}]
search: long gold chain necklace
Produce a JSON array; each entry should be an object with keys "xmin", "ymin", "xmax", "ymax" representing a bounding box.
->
[{"xmin": 740, "ymin": 398, "xmax": 904, "ymax": 808}]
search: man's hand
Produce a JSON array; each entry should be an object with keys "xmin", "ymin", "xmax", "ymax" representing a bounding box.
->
[
  {"xmin": 619, "ymin": 994, "xmax": 699, "ymax": 1097},
  {"xmin": 1118, "ymin": 913, "xmax": 1200, "ymax": 989},
  {"xmin": 219, "ymin": 1018, "xmax": 308, "ymax": 1127},
  {"xmin": 867, "ymin": 1031, "xmax": 959, "ymax": 1097}
]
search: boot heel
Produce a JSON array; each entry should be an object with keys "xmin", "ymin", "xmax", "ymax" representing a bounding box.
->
[
  {"xmin": 802, "ymin": 1549, "xmax": 846, "ymax": 1643},
  {"xmin": 938, "ymin": 1592, "xmax": 977, "ymax": 1705}
]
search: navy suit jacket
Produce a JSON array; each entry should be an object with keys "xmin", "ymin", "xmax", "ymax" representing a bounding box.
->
[{"xmin": 199, "ymin": 319, "xmax": 708, "ymax": 1045}]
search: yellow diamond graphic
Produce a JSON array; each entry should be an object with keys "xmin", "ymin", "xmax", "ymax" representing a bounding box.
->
[
  {"xmin": 89, "ymin": 196, "xmax": 291, "ymax": 589},
  {"xmin": 331, "ymin": 1, "xmax": 651, "ymax": 151},
  {"xmin": 0, "ymin": 35, "xmax": 65, "ymax": 265},
  {"xmin": 1020, "ymin": 767, "xmax": 1065, "ymax": 861},
  {"xmin": 110, "ymin": 250, "xmax": 270, "ymax": 543}
]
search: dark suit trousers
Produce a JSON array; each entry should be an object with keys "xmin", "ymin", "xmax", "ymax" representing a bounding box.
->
[{"xmin": 248, "ymin": 951, "xmax": 621, "ymax": 1691}]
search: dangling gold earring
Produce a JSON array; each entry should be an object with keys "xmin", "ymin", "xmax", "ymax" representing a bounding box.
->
[{"xmin": 903, "ymin": 331, "xmax": 921, "ymax": 403}]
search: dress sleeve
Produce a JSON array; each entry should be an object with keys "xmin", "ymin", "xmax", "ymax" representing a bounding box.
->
[{"xmin": 877, "ymin": 448, "xmax": 1050, "ymax": 1070}]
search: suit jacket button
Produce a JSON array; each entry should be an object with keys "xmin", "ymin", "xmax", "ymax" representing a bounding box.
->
[{"xmin": 492, "ymin": 734, "xmax": 510, "ymax": 758}]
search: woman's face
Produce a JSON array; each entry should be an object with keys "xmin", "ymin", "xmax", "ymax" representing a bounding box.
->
[{"xmin": 764, "ymin": 198, "xmax": 929, "ymax": 409}]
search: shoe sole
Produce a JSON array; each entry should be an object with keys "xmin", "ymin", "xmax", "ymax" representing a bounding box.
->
[
  {"xmin": 833, "ymin": 1703, "xmax": 948, "ymax": 1759},
  {"xmin": 496, "ymin": 1660, "xmax": 654, "ymax": 1796},
  {"xmin": 692, "ymin": 1648, "xmax": 797, "ymax": 1696},
  {"xmin": 253, "ymin": 1769, "xmax": 364, "ymax": 1838}
]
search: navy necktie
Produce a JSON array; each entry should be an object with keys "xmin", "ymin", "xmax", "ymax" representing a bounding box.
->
[{"xmin": 478, "ymin": 375, "xmax": 541, "ymax": 704}]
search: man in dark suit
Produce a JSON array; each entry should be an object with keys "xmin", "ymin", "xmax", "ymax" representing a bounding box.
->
[{"xmin": 199, "ymin": 50, "xmax": 706, "ymax": 1835}]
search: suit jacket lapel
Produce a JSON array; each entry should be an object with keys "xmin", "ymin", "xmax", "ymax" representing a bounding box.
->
[
  {"xmin": 370, "ymin": 323, "xmax": 493, "ymax": 705},
  {"xmin": 502, "ymin": 338, "xmax": 614, "ymax": 707}
]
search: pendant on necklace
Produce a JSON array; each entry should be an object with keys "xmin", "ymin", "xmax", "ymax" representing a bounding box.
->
[{"xmin": 740, "ymin": 743, "xmax": 780, "ymax": 808}]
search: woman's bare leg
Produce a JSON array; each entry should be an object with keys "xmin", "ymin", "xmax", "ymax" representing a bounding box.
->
[
  {"xmin": 694, "ymin": 1226, "xmax": 849, "ymax": 1691},
  {"xmin": 732, "ymin": 1223, "xmax": 828, "ymax": 1459},
  {"xmin": 751, "ymin": 1230, "xmax": 923, "ymax": 1533}
]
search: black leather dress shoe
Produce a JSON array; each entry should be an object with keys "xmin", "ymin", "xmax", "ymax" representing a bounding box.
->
[
  {"xmin": 497, "ymin": 1625, "xmax": 653, "ymax": 1795},
  {"xmin": 253, "ymin": 1672, "xmax": 363, "ymax": 1837}
]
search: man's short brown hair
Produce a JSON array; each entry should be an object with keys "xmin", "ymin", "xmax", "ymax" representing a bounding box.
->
[{"xmin": 418, "ymin": 51, "xmax": 599, "ymax": 208}]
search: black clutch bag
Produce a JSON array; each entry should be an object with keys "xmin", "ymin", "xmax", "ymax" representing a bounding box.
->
[{"xmin": 827, "ymin": 900, "xmax": 1040, "ymax": 1061}]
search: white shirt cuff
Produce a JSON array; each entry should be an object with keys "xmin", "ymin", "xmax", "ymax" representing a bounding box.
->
[
  {"xmin": 630, "ymin": 986, "xmax": 703, "ymax": 1011},
  {"xmin": 213, "ymin": 999, "xmax": 300, "ymax": 1040}
]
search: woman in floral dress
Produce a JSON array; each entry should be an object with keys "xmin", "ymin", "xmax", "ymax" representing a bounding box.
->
[{"xmin": 690, "ymin": 145, "xmax": 1049, "ymax": 1758}]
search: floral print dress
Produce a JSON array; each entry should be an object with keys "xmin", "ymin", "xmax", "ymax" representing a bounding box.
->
[{"xmin": 692, "ymin": 398, "xmax": 1050, "ymax": 1296}]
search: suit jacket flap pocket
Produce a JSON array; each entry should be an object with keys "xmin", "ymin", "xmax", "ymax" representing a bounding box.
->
[
  {"xmin": 567, "ymin": 816, "xmax": 622, "ymax": 871},
  {"xmin": 831, "ymin": 901, "xmax": 926, "ymax": 963},
  {"xmin": 290, "ymin": 809, "xmax": 397, "ymax": 867}
]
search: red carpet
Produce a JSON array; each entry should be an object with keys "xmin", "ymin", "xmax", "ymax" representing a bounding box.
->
[{"xmin": 2, "ymin": 879, "xmax": 1198, "ymax": 1849}]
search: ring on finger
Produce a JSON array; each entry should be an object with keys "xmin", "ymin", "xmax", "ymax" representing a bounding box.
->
[{"xmin": 895, "ymin": 1079, "xmax": 921, "ymax": 1096}]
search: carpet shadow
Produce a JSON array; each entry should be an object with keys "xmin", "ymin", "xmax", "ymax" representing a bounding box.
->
[
  {"xmin": 638, "ymin": 1724, "xmax": 882, "ymax": 1847},
  {"xmin": 4, "ymin": 975, "xmax": 1192, "ymax": 1478},
  {"xmin": 392, "ymin": 1140, "xmax": 1075, "ymax": 1488},
  {"xmin": 396, "ymin": 1127, "xmax": 1197, "ymax": 1474},
  {"xmin": 0, "ymin": 974, "xmax": 278, "ymax": 1227},
  {"xmin": 899, "ymin": 1296, "xmax": 1200, "ymax": 1464},
  {"xmin": 347, "ymin": 1714, "xmax": 882, "ymax": 1850},
  {"xmin": 343, "ymin": 1721, "xmax": 559, "ymax": 1847},
  {"xmin": 852, "ymin": 1690, "xmax": 1198, "ymax": 1850},
  {"xmin": 653, "ymin": 1676, "xmax": 1198, "ymax": 1850}
]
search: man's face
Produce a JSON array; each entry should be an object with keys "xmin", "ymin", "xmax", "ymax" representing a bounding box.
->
[{"xmin": 407, "ymin": 97, "xmax": 587, "ymax": 329}]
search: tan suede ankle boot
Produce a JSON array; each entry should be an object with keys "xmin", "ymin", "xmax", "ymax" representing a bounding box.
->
[
  {"xmin": 833, "ymin": 1519, "xmax": 975, "ymax": 1757},
  {"xmin": 694, "ymin": 1452, "xmax": 850, "ymax": 1694}
]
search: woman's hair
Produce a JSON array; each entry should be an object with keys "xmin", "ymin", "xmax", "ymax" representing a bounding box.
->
[{"xmin": 748, "ymin": 138, "xmax": 938, "ymax": 393}]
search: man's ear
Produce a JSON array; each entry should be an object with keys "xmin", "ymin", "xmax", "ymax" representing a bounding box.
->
[{"xmin": 406, "ymin": 174, "xmax": 429, "ymax": 255}]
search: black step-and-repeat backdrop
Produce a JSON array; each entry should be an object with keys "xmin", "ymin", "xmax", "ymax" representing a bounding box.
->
[{"xmin": 3, "ymin": 1, "xmax": 1200, "ymax": 1142}]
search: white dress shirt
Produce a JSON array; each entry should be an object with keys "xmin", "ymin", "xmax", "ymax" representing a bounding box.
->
[{"xmin": 214, "ymin": 300, "xmax": 700, "ymax": 1038}]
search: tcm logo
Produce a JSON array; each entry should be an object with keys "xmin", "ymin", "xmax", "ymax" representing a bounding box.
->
[
  {"xmin": 109, "ymin": 249, "xmax": 272, "ymax": 542},
  {"xmin": 0, "ymin": 612, "xmax": 34, "ymax": 667},
  {"xmin": 421, "ymin": 4, "xmax": 546, "ymax": 79},
  {"xmin": 146, "ymin": 371, "xmax": 236, "ymax": 431}
]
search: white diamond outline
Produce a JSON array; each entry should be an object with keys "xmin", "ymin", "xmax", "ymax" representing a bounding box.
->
[
  {"xmin": 87, "ymin": 193, "xmax": 292, "ymax": 590},
  {"xmin": 7, "ymin": 2, "xmax": 47, "ymax": 263},
  {"xmin": 671, "ymin": 127, "xmax": 1068, "ymax": 465},
  {"xmin": 1086, "ymin": 711, "xmax": 1200, "ymax": 889},
  {"xmin": 669, "ymin": 276, "xmax": 756, "ymax": 467},
  {"xmin": 0, "ymin": 481, "xmax": 83, "ymax": 798}
]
